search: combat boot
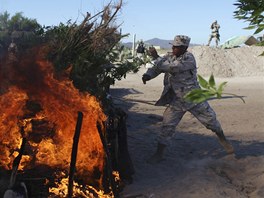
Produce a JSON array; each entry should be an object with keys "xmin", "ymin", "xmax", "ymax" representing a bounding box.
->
[
  {"xmin": 216, "ymin": 130, "xmax": 234, "ymax": 154},
  {"xmin": 147, "ymin": 142, "xmax": 166, "ymax": 164}
]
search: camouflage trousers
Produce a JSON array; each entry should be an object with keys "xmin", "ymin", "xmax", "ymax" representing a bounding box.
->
[
  {"xmin": 157, "ymin": 101, "xmax": 223, "ymax": 145},
  {"xmin": 208, "ymin": 33, "xmax": 220, "ymax": 46}
]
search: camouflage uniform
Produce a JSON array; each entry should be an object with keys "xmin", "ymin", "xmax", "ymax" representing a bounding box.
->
[
  {"xmin": 136, "ymin": 40, "xmax": 146, "ymax": 58},
  {"xmin": 207, "ymin": 20, "xmax": 220, "ymax": 46},
  {"xmin": 8, "ymin": 41, "xmax": 18, "ymax": 54},
  {"xmin": 144, "ymin": 35, "xmax": 224, "ymax": 146},
  {"xmin": 7, "ymin": 41, "xmax": 18, "ymax": 63}
]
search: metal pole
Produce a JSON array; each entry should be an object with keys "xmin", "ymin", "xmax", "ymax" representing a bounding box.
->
[{"xmin": 132, "ymin": 34, "xmax": 136, "ymax": 57}]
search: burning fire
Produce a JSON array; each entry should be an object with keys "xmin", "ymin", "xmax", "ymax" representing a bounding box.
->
[{"xmin": 0, "ymin": 46, "xmax": 113, "ymax": 196}]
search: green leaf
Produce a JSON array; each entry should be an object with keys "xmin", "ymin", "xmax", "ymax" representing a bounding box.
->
[
  {"xmin": 216, "ymin": 93, "xmax": 221, "ymax": 98},
  {"xmin": 254, "ymin": 27, "xmax": 264, "ymax": 34},
  {"xmin": 198, "ymin": 75, "xmax": 209, "ymax": 89},
  {"xmin": 244, "ymin": 25, "xmax": 257, "ymax": 30},
  {"xmin": 184, "ymin": 89, "xmax": 215, "ymax": 104},
  {"xmin": 208, "ymin": 74, "xmax": 216, "ymax": 89},
  {"xmin": 191, "ymin": 96, "xmax": 207, "ymax": 104},
  {"xmin": 217, "ymin": 81, "xmax": 227, "ymax": 95}
]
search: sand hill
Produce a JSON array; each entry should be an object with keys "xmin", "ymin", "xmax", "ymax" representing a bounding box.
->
[{"xmin": 189, "ymin": 46, "xmax": 264, "ymax": 77}]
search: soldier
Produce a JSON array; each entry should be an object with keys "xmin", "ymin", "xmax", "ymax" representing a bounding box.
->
[
  {"xmin": 142, "ymin": 35, "xmax": 234, "ymax": 164},
  {"xmin": 8, "ymin": 40, "xmax": 18, "ymax": 54},
  {"xmin": 136, "ymin": 40, "xmax": 146, "ymax": 58},
  {"xmin": 207, "ymin": 20, "xmax": 220, "ymax": 47},
  {"xmin": 7, "ymin": 39, "xmax": 18, "ymax": 63}
]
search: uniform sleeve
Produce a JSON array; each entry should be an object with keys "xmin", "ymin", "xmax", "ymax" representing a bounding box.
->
[
  {"xmin": 153, "ymin": 52, "xmax": 196, "ymax": 74},
  {"xmin": 143, "ymin": 57, "xmax": 163, "ymax": 79},
  {"xmin": 143, "ymin": 52, "xmax": 196, "ymax": 79}
]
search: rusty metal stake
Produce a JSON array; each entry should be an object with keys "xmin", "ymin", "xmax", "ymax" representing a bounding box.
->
[{"xmin": 68, "ymin": 111, "xmax": 83, "ymax": 198}]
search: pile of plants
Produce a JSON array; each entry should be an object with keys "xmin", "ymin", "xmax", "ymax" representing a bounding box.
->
[{"xmin": 0, "ymin": 0, "xmax": 144, "ymax": 105}]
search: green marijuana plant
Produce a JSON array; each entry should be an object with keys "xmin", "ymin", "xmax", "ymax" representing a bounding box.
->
[{"xmin": 184, "ymin": 74, "xmax": 245, "ymax": 104}]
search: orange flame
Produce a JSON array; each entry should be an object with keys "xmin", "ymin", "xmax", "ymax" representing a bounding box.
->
[{"xmin": 0, "ymin": 46, "xmax": 107, "ymax": 188}]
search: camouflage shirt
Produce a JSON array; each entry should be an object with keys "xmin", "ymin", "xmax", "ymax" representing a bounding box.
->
[{"xmin": 144, "ymin": 51, "xmax": 200, "ymax": 109}]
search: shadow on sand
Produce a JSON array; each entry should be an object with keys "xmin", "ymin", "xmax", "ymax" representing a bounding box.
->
[{"xmin": 109, "ymin": 87, "xmax": 264, "ymax": 161}]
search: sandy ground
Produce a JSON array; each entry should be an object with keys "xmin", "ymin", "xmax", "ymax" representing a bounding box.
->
[{"xmin": 109, "ymin": 47, "xmax": 264, "ymax": 198}]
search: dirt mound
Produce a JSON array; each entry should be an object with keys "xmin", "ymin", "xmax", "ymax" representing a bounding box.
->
[{"xmin": 189, "ymin": 46, "xmax": 264, "ymax": 77}]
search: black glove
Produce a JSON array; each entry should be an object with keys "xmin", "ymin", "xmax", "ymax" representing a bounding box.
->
[{"xmin": 142, "ymin": 74, "xmax": 151, "ymax": 84}]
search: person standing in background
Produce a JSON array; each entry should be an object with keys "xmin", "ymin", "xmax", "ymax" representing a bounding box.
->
[{"xmin": 207, "ymin": 20, "xmax": 220, "ymax": 47}]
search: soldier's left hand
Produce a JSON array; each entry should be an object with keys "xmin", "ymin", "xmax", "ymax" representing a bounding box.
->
[{"xmin": 147, "ymin": 47, "xmax": 159, "ymax": 59}]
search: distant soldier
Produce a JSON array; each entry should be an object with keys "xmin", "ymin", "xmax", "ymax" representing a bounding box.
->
[
  {"xmin": 7, "ymin": 40, "xmax": 18, "ymax": 63},
  {"xmin": 207, "ymin": 20, "xmax": 220, "ymax": 47},
  {"xmin": 8, "ymin": 40, "xmax": 18, "ymax": 54},
  {"xmin": 136, "ymin": 40, "xmax": 146, "ymax": 57}
]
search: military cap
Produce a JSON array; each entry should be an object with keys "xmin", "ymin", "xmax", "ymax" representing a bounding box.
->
[{"xmin": 170, "ymin": 35, "xmax": 191, "ymax": 47}]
